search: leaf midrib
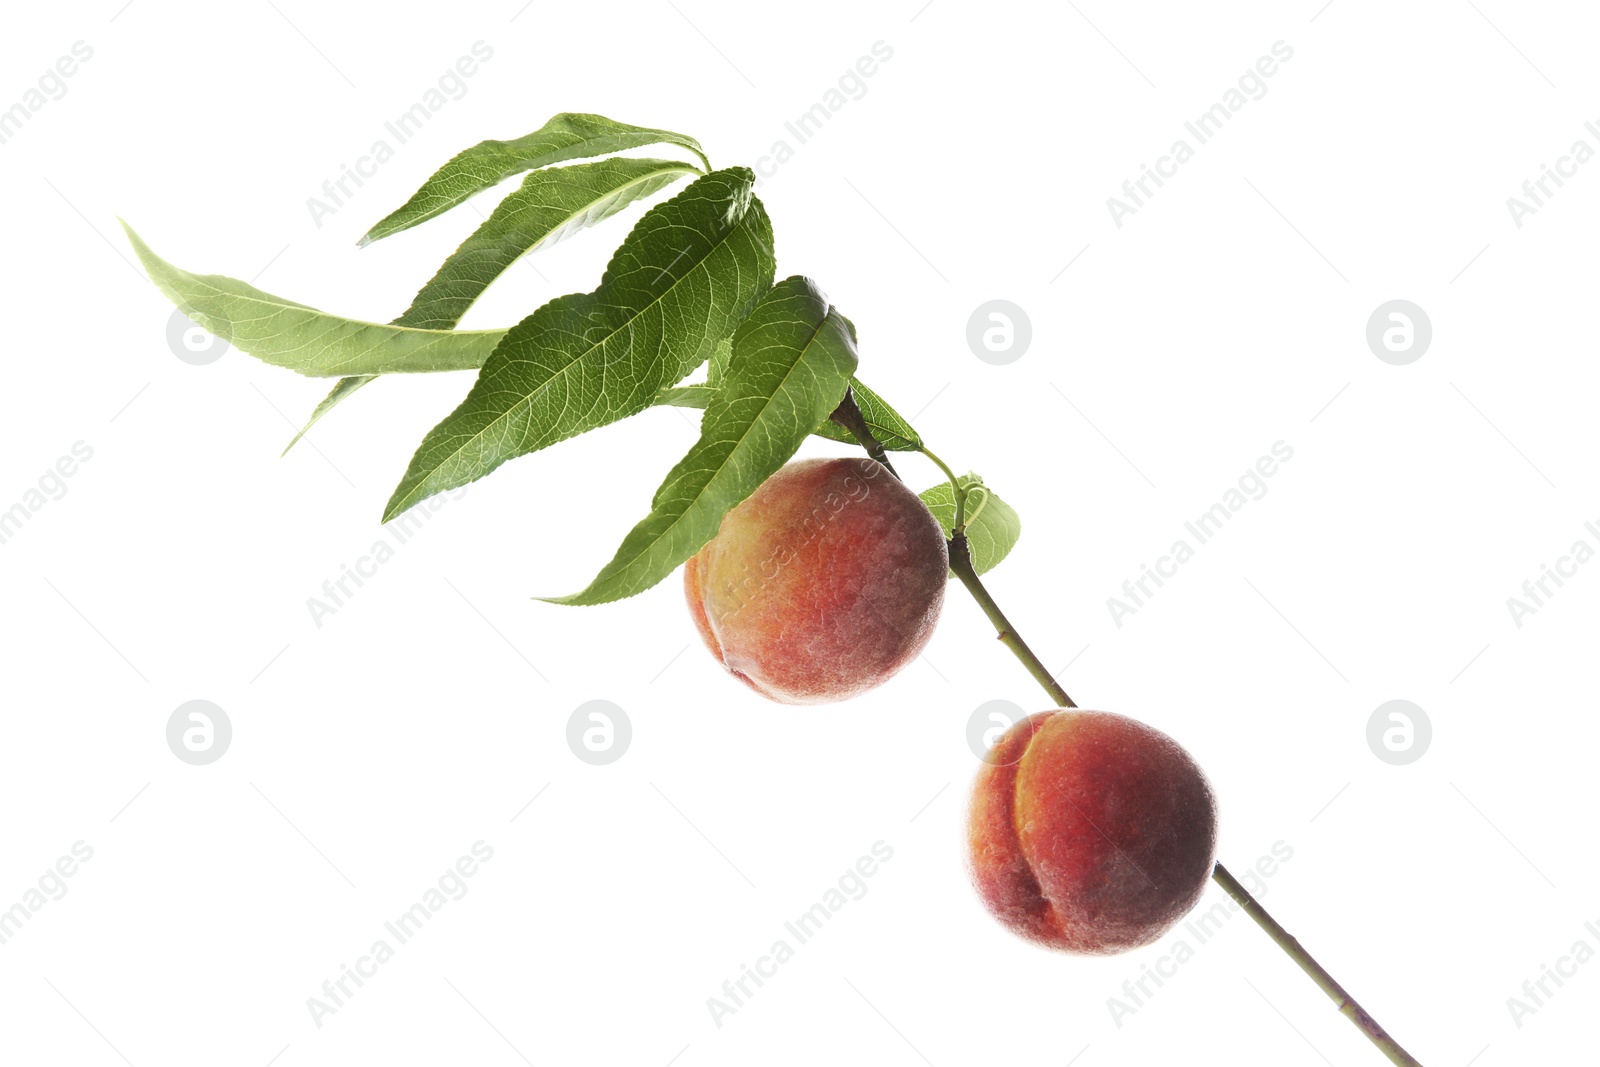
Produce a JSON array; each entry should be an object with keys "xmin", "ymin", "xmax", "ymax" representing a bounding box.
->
[
  {"xmin": 130, "ymin": 227, "xmax": 508, "ymax": 357},
  {"xmin": 392, "ymin": 186, "xmax": 760, "ymax": 512},
  {"xmin": 369, "ymin": 125, "xmax": 711, "ymax": 241},
  {"xmin": 406, "ymin": 162, "xmax": 700, "ymax": 328}
]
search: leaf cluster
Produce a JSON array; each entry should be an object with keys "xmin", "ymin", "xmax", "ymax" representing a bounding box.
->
[{"xmin": 127, "ymin": 113, "xmax": 1020, "ymax": 600}]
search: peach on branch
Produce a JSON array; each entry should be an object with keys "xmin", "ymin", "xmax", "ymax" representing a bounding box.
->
[
  {"xmin": 968, "ymin": 709, "xmax": 1218, "ymax": 954},
  {"xmin": 683, "ymin": 457, "xmax": 948, "ymax": 704}
]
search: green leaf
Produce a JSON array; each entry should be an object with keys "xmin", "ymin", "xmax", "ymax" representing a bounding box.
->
[
  {"xmin": 123, "ymin": 222, "xmax": 505, "ymax": 377},
  {"xmin": 283, "ymin": 375, "xmax": 375, "ymax": 455},
  {"xmin": 653, "ymin": 374, "xmax": 918, "ymax": 451},
  {"xmin": 920, "ymin": 473, "xmax": 1021, "ymax": 577},
  {"xmin": 546, "ymin": 276, "xmax": 858, "ymax": 606},
  {"xmin": 654, "ymin": 384, "xmax": 718, "ymax": 410},
  {"xmin": 394, "ymin": 157, "xmax": 700, "ymax": 330},
  {"xmin": 360, "ymin": 113, "xmax": 710, "ymax": 245},
  {"xmin": 382, "ymin": 167, "xmax": 776, "ymax": 521},
  {"xmin": 286, "ymin": 158, "xmax": 697, "ymax": 447},
  {"xmin": 706, "ymin": 333, "xmax": 734, "ymax": 386},
  {"xmin": 810, "ymin": 376, "xmax": 923, "ymax": 452}
]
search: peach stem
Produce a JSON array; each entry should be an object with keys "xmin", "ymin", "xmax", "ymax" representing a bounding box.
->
[
  {"xmin": 947, "ymin": 535, "xmax": 1076, "ymax": 709},
  {"xmin": 1212, "ymin": 863, "xmax": 1425, "ymax": 1065},
  {"xmin": 827, "ymin": 395, "xmax": 1426, "ymax": 1065},
  {"xmin": 959, "ymin": 536, "xmax": 1429, "ymax": 1064}
]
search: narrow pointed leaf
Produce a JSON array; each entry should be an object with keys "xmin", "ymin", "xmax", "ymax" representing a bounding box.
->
[
  {"xmin": 920, "ymin": 473, "xmax": 1021, "ymax": 577},
  {"xmin": 360, "ymin": 113, "xmax": 709, "ymax": 245},
  {"xmin": 282, "ymin": 375, "xmax": 376, "ymax": 455},
  {"xmin": 654, "ymin": 384, "xmax": 718, "ymax": 410},
  {"xmin": 547, "ymin": 276, "xmax": 858, "ymax": 606},
  {"xmin": 394, "ymin": 157, "xmax": 699, "ymax": 329},
  {"xmin": 382, "ymin": 167, "xmax": 776, "ymax": 521},
  {"xmin": 123, "ymin": 222, "xmax": 504, "ymax": 377},
  {"xmin": 287, "ymin": 157, "xmax": 699, "ymax": 446}
]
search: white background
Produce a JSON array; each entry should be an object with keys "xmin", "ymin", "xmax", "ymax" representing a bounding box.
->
[{"xmin": 1, "ymin": 1, "xmax": 1596, "ymax": 1064}]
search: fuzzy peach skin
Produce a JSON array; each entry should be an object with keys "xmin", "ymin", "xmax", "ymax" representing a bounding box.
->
[
  {"xmin": 683, "ymin": 457, "xmax": 948, "ymax": 704},
  {"xmin": 968, "ymin": 710, "xmax": 1218, "ymax": 954}
]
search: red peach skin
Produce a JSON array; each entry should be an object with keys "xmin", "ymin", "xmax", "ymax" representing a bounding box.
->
[
  {"xmin": 969, "ymin": 710, "xmax": 1218, "ymax": 954},
  {"xmin": 684, "ymin": 457, "xmax": 948, "ymax": 704}
]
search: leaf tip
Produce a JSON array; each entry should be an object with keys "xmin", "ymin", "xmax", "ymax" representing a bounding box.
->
[
  {"xmin": 532, "ymin": 586, "xmax": 608, "ymax": 607},
  {"xmin": 117, "ymin": 220, "xmax": 157, "ymax": 278},
  {"xmin": 378, "ymin": 492, "xmax": 409, "ymax": 525}
]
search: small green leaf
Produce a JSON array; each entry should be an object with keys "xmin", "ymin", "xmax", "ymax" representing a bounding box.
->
[
  {"xmin": 283, "ymin": 375, "xmax": 375, "ymax": 455},
  {"xmin": 123, "ymin": 222, "xmax": 505, "ymax": 377},
  {"xmin": 394, "ymin": 157, "xmax": 700, "ymax": 329},
  {"xmin": 360, "ymin": 113, "xmax": 709, "ymax": 245},
  {"xmin": 810, "ymin": 377, "xmax": 923, "ymax": 452},
  {"xmin": 382, "ymin": 167, "xmax": 776, "ymax": 521},
  {"xmin": 546, "ymin": 276, "xmax": 858, "ymax": 606},
  {"xmin": 920, "ymin": 473, "xmax": 1021, "ymax": 577},
  {"xmin": 654, "ymin": 384, "xmax": 718, "ymax": 410}
]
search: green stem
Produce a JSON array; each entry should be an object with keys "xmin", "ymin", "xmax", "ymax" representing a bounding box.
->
[
  {"xmin": 919, "ymin": 445, "xmax": 966, "ymax": 530},
  {"xmin": 1212, "ymin": 864, "xmax": 1425, "ymax": 1066},
  {"xmin": 947, "ymin": 534, "xmax": 1075, "ymax": 709},
  {"xmin": 962, "ymin": 485, "xmax": 991, "ymax": 531}
]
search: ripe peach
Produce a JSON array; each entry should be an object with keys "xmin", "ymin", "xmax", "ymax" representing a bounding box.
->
[
  {"xmin": 683, "ymin": 457, "xmax": 948, "ymax": 704},
  {"xmin": 968, "ymin": 710, "xmax": 1217, "ymax": 954}
]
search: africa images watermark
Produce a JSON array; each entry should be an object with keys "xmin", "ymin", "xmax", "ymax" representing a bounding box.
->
[
  {"xmin": 0, "ymin": 440, "xmax": 94, "ymax": 548},
  {"xmin": 0, "ymin": 841, "xmax": 95, "ymax": 948},
  {"xmin": 1106, "ymin": 441, "xmax": 1295, "ymax": 628},
  {"xmin": 306, "ymin": 487, "xmax": 466, "ymax": 628},
  {"xmin": 706, "ymin": 457, "xmax": 882, "ymax": 630},
  {"xmin": 1505, "ymin": 120, "xmax": 1600, "ymax": 229},
  {"xmin": 306, "ymin": 40, "xmax": 495, "ymax": 229},
  {"xmin": 705, "ymin": 840, "xmax": 894, "ymax": 1028},
  {"xmin": 306, "ymin": 840, "xmax": 494, "ymax": 1028},
  {"xmin": 1107, "ymin": 40, "xmax": 1294, "ymax": 228},
  {"xmin": 752, "ymin": 40, "xmax": 894, "ymax": 186},
  {"xmin": 1505, "ymin": 917, "xmax": 1600, "ymax": 1029},
  {"xmin": 0, "ymin": 40, "xmax": 94, "ymax": 147},
  {"xmin": 1107, "ymin": 840, "xmax": 1293, "ymax": 1027},
  {"xmin": 1504, "ymin": 519, "xmax": 1600, "ymax": 629}
]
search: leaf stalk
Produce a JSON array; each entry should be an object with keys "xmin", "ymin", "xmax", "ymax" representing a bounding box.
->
[{"xmin": 828, "ymin": 388, "xmax": 899, "ymax": 479}]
